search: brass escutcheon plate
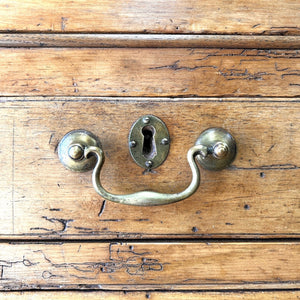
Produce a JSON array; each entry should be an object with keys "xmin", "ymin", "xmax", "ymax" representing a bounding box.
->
[{"xmin": 128, "ymin": 115, "xmax": 170, "ymax": 169}]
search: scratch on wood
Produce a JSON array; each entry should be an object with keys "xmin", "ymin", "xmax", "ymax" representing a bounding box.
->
[
  {"xmin": 49, "ymin": 208, "xmax": 61, "ymax": 211},
  {"xmin": 149, "ymin": 60, "xmax": 217, "ymax": 72},
  {"xmin": 230, "ymin": 164, "xmax": 299, "ymax": 170},
  {"xmin": 61, "ymin": 17, "xmax": 68, "ymax": 31},
  {"xmin": 99, "ymin": 219, "xmax": 124, "ymax": 222},
  {"xmin": 98, "ymin": 200, "xmax": 106, "ymax": 217},
  {"xmin": 74, "ymin": 226, "xmax": 93, "ymax": 231},
  {"xmin": 42, "ymin": 270, "xmax": 63, "ymax": 279},
  {"xmin": 42, "ymin": 216, "xmax": 74, "ymax": 232},
  {"xmin": 48, "ymin": 132, "xmax": 59, "ymax": 153},
  {"xmin": 72, "ymin": 78, "xmax": 79, "ymax": 93},
  {"xmin": 48, "ymin": 133, "xmax": 55, "ymax": 144},
  {"xmin": 281, "ymin": 72, "xmax": 300, "ymax": 79},
  {"xmin": 30, "ymin": 216, "xmax": 74, "ymax": 234},
  {"xmin": 275, "ymin": 63, "xmax": 289, "ymax": 72},
  {"xmin": 21, "ymin": 243, "xmax": 164, "ymax": 280},
  {"xmin": 219, "ymin": 68, "xmax": 273, "ymax": 81},
  {"xmin": 0, "ymin": 256, "xmax": 38, "ymax": 280},
  {"xmin": 267, "ymin": 144, "xmax": 276, "ymax": 152}
]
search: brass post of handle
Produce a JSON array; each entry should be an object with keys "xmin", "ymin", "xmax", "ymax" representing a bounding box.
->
[{"xmin": 58, "ymin": 128, "xmax": 236, "ymax": 206}]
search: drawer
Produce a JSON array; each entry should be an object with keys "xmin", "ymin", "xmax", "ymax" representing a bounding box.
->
[
  {"xmin": 0, "ymin": 0, "xmax": 299, "ymax": 34},
  {"xmin": 0, "ymin": 0, "xmax": 299, "ymax": 296},
  {"xmin": 0, "ymin": 99, "xmax": 299, "ymax": 239},
  {"xmin": 0, "ymin": 48, "xmax": 299, "ymax": 97}
]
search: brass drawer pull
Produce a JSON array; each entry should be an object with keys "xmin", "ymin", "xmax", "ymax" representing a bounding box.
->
[{"xmin": 58, "ymin": 128, "xmax": 236, "ymax": 206}]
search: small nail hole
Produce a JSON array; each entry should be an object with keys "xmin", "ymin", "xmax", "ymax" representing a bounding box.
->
[{"xmin": 192, "ymin": 226, "xmax": 198, "ymax": 232}]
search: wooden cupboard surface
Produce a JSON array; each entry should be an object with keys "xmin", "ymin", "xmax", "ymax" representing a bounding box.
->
[
  {"xmin": 2, "ymin": 291, "xmax": 300, "ymax": 299},
  {"xmin": 0, "ymin": 99, "xmax": 298, "ymax": 239},
  {"xmin": 0, "ymin": 0, "xmax": 299, "ymax": 296},
  {"xmin": 0, "ymin": 48, "xmax": 299, "ymax": 97},
  {"xmin": 0, "ymin": 242, "xmax": 299, "ymax": 290},
  {"xmin": 0, "ymin": 0, "xmax": 299, "ymax": 34}
]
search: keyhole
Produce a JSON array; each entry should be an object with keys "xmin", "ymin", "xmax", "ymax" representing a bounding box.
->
[{"xmin": 142, "ymin": 125, "xmax": 157, "ymax": 159}]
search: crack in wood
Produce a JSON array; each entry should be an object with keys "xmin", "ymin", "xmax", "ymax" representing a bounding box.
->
[
  {"xmin": 230, "ymin": 164, "xmax": 299, "ymax": 170},
  {"xmin": 219, "ymin": 69, "xmax": 273, "ymax": 81},
  {"xmin": 147, "ymin": 55, "xmax": 298, "ymax": 83},
  {"xmin": 0, "ymin": 256, "xmax": 39, "ymax": 280},
  {"xmin": 30, "ymin": 217, "xmax": 74, "ymax": 234},
  {"xmin": 98, "ymin": 200, "xmax": 106, "ymax": 218},
  {"xmin": 0, "ymin": 244, "xmax": 164, "ymax": 282}
]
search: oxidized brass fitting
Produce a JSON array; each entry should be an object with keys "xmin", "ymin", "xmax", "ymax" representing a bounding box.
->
[
  {"xmin": 195, "ymin": 128, "xmax": 236, "ymax": 171},
  {"xmin": 128, "ymin": 115, "xmax": 170, "ymax": 170},
  {"xmin": 58, "ymin": 129, "xmax": 101, "ymax": 172},
  {"xmin": 58, "ymin": 126, "xmax": 236, "ymax": 206}
]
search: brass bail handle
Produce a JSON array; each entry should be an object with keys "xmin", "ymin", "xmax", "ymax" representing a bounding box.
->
[{"xmin": 58, "ymin": 128, "xmax": 236, "ymax": 206}]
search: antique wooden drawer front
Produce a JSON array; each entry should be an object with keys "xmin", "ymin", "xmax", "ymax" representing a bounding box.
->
[
  {"xmin": 0, "ymin": 0, "xmax": 299, "ymax": 296},
  {"xmin": 0, "ymin": 99, "xmax": 299, "ymax": 239},
  {"xmin": 1, "ymin": 48, "xmax": 299, "ymax": 97},
  {"xmin": 0, "ymin": 0, "xmax": 299, "ymax": 34}
]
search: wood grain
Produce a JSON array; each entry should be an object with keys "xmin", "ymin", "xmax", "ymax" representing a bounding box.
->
[
  {"xmin": 0, "ymin": 242, "xmax": 299, "ymax": 290},
  {"xmin": 2, "ymin": 291, "xmax": 300, "ymax": 299},
  {"xmin": 1, "ymin": 0, "xmax": 299, "ymax": 296},
  {"xmin": 0, "ymin": 0, "xmax": 299, "ymax": 34},
  {"xmin": 1, "ymin": 34, "xmax": 300, "ymax": 49},
  {"xmin": 0, "ymin": 98, "xmax": 298, "ymax": 239},
  {"xmin": 1, "ymin": 48, "xmax": 300, "ymax": 97}
]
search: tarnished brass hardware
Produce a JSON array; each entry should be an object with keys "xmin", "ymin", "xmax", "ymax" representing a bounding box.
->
[
  {"xmin": 58, "ymin": 129, "xmax": 101, "ymax": 172},
  {"xmin": 58, "ymin": 127, "xmax": 236, "ymax": 206},
  {"xmin": 128, "ymin": 115, "xmax": 170, "ymax": 170},
  {"xmin": 195, "ymin": 128, "xmax": 236, "ymax": 171},
  {"xmin": 84, "ymin": 144, "xmax": 207, "ymax": 206}
]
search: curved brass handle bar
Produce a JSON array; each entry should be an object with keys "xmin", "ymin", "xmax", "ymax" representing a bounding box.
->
[{"xmin": 84, "ymin": 144, "xmax": 208, "ymax": 206}]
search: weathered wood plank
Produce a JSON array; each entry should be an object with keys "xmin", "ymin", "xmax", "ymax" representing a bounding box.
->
[
  {"xmin": 2, "ymin": 291, "xmax": 300, "ymax": 299},
  {"xmin": 0, "ymin": 242, "xmax": 299, "ymax": 290},
  {"xmin": 0, "ymin": 117, "xmax": 13, "ymax": 234},
  {"xmin": 0, "ymin": 0, "xmax": 299, "ymax": 34},
  {"xmin": 1, "ymin": 34, "xmax": 300, "ymax": 49},
  {"xmin": 0, "ymin": 98, "xmax": 298, "ymax": 239},
  {"xmin": 1, "ymin": 48, "xmax": 300, "ymax": 97}
]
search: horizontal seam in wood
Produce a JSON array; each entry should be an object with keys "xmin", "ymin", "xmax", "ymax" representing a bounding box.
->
[
  {"xmin": 0, "ymin": 34, "xmax": 300, "ymax": 49},
  {"xmin": 2, "ymin": 238, "xmax": 300, "ymax": 244},
  {"xmin": 0, "ymin": 97, "xmax": 300, "ymax": 103},
  {"xmin": 3, "ymin": 288, "xmax": 300, "ymax": 292}
]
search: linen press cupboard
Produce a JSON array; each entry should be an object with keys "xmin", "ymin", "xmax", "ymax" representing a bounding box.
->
[{"xmin": 0, "ymin": 1, "xmax": 299, "ymax": 299}]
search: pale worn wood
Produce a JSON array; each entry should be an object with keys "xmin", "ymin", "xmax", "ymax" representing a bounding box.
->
[
  {"xmin": 0, "ymin": 116, "xmax": 14, "ymax": 235},
  {"xmin": 0, "ymin": 1, "xmax": 299, "ymax": 35},
  {"xmin": 1, "ymin": 34, "xmax": 300, "ymax": 49},
  {"xmin": 2, "ymin": 291, "xmax": 300, "ymax": 299},
  {"xmin": 1, "ymin": 48, "xmax": 300, "ymax": 97},
  {"xmin": 0, "ymin": 98, "xmax": 298, "ymax": 239},
  {"xmin": 1, "ymin": 0, "xmax": 299, "ymax": 295},
  {"xmin": 0, "ymin": 242, "xmax": 299, "ymax": 290}
]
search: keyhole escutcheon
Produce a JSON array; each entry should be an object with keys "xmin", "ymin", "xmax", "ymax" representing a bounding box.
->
[
  {"xmin": 129, "ymin": 115, "xmax": 170, "ymax": 169},
  {"xmin": 142, "ymin": 125, "xmax": 157, "ymax": 160}
]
